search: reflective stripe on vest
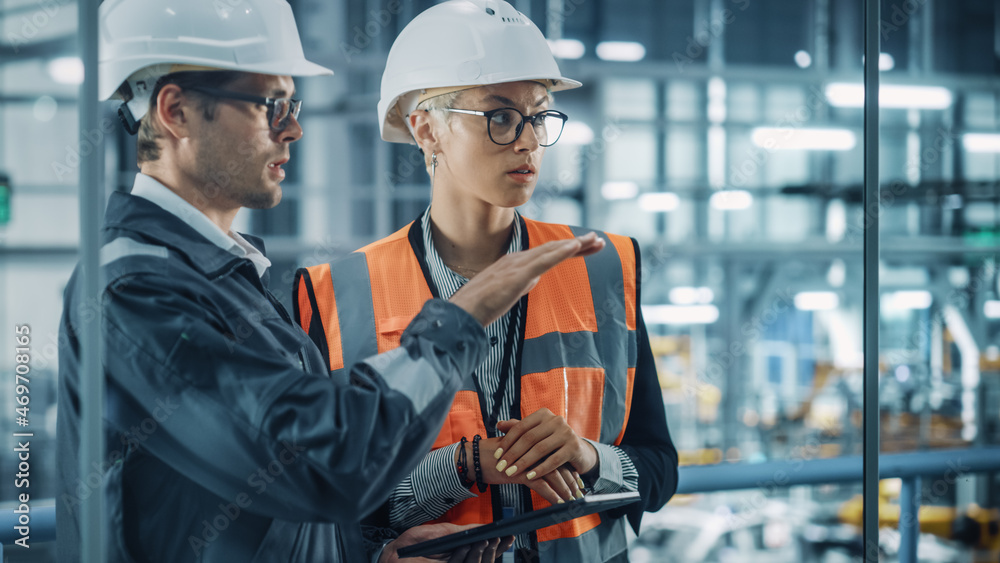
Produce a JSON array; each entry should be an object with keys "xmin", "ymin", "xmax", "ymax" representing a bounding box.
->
[{"xmin": 294, "ymin": 218, "xmax": 637, "ymax": 554}]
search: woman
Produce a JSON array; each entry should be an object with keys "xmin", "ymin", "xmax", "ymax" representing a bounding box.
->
[{"xmin": 295, "ymin": 1, "xmax": 678, "ymax": 561}]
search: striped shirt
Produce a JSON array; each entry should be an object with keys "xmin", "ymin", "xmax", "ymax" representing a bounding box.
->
[{"xmin": 387, "ymin": 207, "xmax": 639, "ymax": 551}]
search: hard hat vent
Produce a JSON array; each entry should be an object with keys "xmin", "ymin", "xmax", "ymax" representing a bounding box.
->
[{"xmin": 501, "ymin": 16, "xmax": 524, "ymax": 23}]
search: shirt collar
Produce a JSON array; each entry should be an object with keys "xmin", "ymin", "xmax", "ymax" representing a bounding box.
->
[
  {"xmin": 130, "ymin": 173, "xmax": 271, "ymax": 277},
  {"xmin": 421, "ymin": 206, "xmax": 521, "ymax": 298}
]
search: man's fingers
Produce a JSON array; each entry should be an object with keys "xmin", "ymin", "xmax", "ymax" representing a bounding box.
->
[
  {"xmin": 459, "ymin": 540, "xmax": 487, "ymax": 563},
  {"xmin": 573, "ymin": 236, "xmax": 606, "ymax": 258},
  {"xmin": 523, "ymin": 235, "xmax": 606, "ymax": 276},
  {"xmin": 499, "ymin": 536, "xmax": 515, "ymax": 555},
  {"xmin": 446, "ymin": 545, "xmax": 472, "ymax": 563},
  {"xmin": 478, "ymin": 538, "xmax": 500, "ymax": 563}
]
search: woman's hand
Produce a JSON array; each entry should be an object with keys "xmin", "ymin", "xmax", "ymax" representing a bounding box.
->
[
  {"xmin": 378, "ymin": 523, "xmax": 514, "ymax": 563},
  {"xmin": 493, "ymin": 408, "xmax": 599, "ymax": 482},
  {"xmin": 458, "ymin": 436, "xmax": 583, "ymax": 505}
]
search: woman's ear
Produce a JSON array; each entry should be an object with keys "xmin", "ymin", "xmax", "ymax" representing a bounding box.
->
[{"xmin": 409, "ymin": 110, "xmax": 439, "ymax": 155}]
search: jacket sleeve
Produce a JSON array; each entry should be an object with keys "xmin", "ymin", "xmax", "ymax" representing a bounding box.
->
[
  {"xmin": 611, "ymin": 309, "xmax": 679, "ymax": 533},
  {"xmin": 100, "ymin": 272, "xmax": 487, "ymax": 525}
]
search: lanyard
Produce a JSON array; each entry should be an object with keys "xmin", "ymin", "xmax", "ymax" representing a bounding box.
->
[{"xmin": 471, "ymin": 298, "xmax": 522, "ymax": 437}]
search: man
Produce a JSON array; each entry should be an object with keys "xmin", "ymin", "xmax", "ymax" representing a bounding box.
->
[{"xmin": 56, "ymin": 1, "xmax": 602, "ymax": 561}]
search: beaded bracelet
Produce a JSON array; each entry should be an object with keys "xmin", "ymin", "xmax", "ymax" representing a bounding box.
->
[
  {"xmin": 472, "ymin": 434, "xmax": 488, "ymax": 493},
  {"xmin": 456, "ymin": 436, "xmax": 475, "ymax": 489}
]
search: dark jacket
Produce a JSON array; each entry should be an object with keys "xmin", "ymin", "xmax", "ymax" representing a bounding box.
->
[{"xmin": 57, "ymin": 191, "xmax": 487, "ymax": 562}]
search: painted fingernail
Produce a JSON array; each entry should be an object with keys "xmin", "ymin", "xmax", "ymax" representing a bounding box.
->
[
  {"xmin": 575, "ymin": 490, "xmax": 584, "ymax": 499},
  {"xmin": 505, "ymin": 465, "xmax": 518, "ymax": 477},
  {"xmin": 577, "ymin": 477, "xmax": 585, "ymax": 489},
  {"xmin": 496, "ymin": 460, "xmax": 507, "ymax": 472},
  {"xmin": 494, "ymin": 448, "xmax": 503, "ymax": 460},
  {"xmin": 557, "ymin": 499, "xmax": 565, "ymax": 504},
  {"xmin": 526, "ymin": 471, "xmax": 537, "ymax": 480}
]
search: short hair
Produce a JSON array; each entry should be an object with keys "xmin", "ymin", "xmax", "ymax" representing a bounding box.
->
[
  {"xmin": 136, "ymin": 70, "xmax": 242, "ymax": 165},
  {"xmin": 415, "ymin": 89, "xmax": 465, "ymax": 116}
]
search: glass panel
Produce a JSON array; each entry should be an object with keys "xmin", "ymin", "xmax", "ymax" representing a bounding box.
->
[
  {"xmin": 879, "ymin": 1, "xmax": 1000, "ymax": 562},
  {"xmin": 582, "ymin": 5, "xmax": 867, "ymax": 562}
]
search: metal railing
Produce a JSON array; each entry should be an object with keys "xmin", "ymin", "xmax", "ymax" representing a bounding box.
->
[{"xmin": 5, "ymin": 446, "xmax": 997, "ymax": 561}]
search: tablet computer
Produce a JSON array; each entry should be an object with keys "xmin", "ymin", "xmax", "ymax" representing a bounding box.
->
[{"xmin": 396, "ymin": 491, "xmax": 640, "ymax": 559}]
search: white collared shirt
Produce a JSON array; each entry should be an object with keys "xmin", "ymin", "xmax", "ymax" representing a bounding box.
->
[{"xmin": 130, "ymin": 173, "xmax": 271, "ymax": 278}]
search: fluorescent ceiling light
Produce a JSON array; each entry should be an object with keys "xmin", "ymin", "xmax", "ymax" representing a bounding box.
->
[
  {"xmin": 827, "ymin": 259, "xmax": 846, "ymax": 288},
  {"xmin": 669, "ymin": 286, "xmax": 714, "ymax": 305},
  {"xmin": 794, "ymin": 50, "xmax": 812, "ymax": 69},
  {"xmin": 984, "ymin": 300, "xmax": 1000, "ymax": 319},
  {"xmin": 48, "ymin": 56, "xmax": 84, "ymax": 85},
  {"xmin": 601, "ymin": 181, "xmax": 638, "ymax": 200},
  {"xmin": 561, "ymin": 122, "xmax": 594, "ymax": 145},
  {"xmin": 547, "ymin": 39, "xmax": 585, "ymax": 59},
  {"xmin": 638, "ymin": 192, "xmax": 679, "ymax": 212},
  {"xmin": 596, "ymin": 41, "xmax": 645, "ymax": 62},
  {"xmin": 751, "ymin": 127, "xmax": 856, "ymax": 151},
  {"xmin": 709, "ymin": 190, "xmax": 753, "ymax": 210},
  {"xmin": 794, "ymin": 291, "xmax": 839, "ymax": 311},
  {"xmin": 825, "ymin": 83, "xmax": 953, "ymax": 109},
  {"xmin": 881, "ymin": 290, "xmax": 932, "ymax": 311},
  {"xmin": 643, "ymin": 304, "xmax": 720, "ymax": 325},
  {"xmin": 879, "ymin": 53, "xmax": 895, "ymax": 71},
  {"xmin": 963, "ymin": 133, "xmax": 1000, "ymax": 153}
]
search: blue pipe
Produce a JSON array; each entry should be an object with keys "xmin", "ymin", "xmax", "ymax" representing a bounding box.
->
[
  {"xmin": 4, "ymin": 447, "xmax": 999, "ymax": 546},
  {"xmin": 675, "ymin": 446, "xmax": 1000, "ymax": 494}
]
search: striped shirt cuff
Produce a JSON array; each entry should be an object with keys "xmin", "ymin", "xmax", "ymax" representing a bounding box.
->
[
  {"xmin": 389, "ymin": 443, "xmax": 477, "ymax": 529},
  {"xmin": 583, "ymin": 439, "xmax": 639, "ymax": 494}
]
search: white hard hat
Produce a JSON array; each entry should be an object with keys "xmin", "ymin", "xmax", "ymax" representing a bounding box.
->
[
  {"xmin": 378, "ymin": 0, "xmax": 582, "ymax": 144},
  {"xmin": 100, "ymin": 0, "xmax": 333, "ymax": 127}
]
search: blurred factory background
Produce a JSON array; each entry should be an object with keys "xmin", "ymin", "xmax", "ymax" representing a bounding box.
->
[{"xmin": 2, "ymin": 0, "xmax": 1000, "ymax": 561}]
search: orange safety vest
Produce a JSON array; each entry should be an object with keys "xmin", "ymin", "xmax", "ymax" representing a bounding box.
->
[{"xmin": 295, "ymin": 217, "xmax": 638, "ymax": 558}]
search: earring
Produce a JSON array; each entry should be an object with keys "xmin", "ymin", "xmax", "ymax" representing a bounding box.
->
[{"xmin": 431, "ymin": 152, "xmax": 438, "ymax": 179}]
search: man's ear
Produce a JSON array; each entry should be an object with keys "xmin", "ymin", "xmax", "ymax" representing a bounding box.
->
[
  {"xmin": 153, "ymin": 84, "xmax": 192, "ymax": 141},
  {"xmin": 409, "ymin": 110, "xmax": 440, "ymax": 155}
]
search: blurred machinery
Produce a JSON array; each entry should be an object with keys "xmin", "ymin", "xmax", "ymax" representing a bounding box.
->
[{"xmin": 838, "ymin": 480, "xmax": 1000, "ymax": 562}]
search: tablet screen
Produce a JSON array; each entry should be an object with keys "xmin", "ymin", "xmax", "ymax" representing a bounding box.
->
[{"xmin": 397, "ymin": 491, "xmax": 640, "ymax": 559}]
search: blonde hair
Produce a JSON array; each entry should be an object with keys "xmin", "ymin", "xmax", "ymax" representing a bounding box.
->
[{"xmin": 414, "ymin": 89, "xmax": 465, "ymax": 169}]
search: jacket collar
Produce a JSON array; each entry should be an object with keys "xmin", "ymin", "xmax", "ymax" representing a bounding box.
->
[{"xmin": 103, "ymin": 191, "xmax": 264, "ymax": 279}]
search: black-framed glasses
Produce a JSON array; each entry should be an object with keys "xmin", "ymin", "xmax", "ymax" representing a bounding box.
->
[
  {"xmin": 442, "ymin": 107, "xmax": 568, "ymax": 147},
  {"xmin": 185, "ymin": 86, "xmax": 302, "ymax": 132}
]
